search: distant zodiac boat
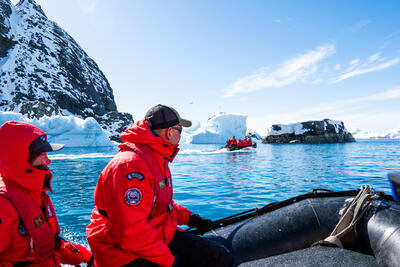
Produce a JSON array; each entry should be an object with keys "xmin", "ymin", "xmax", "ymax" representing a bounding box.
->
[{"xmin": 189, "ymin": 186, "xmax": 400, "ymax": 266}]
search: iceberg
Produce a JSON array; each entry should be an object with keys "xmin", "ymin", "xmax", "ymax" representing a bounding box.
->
[
  {"xmin": 351, "ymin": 128, "xmax": 380, "ymax": 139},
  {"xmin": 384, "ymin": 126, "xmax": 400, "ymax": 139},
  {"xmin": 186, "ymin": 113, "xmax": 247, "ymax": 144},
  {"xmin": 0, "ymin": 111, "xmax": 115, "ymax": 147}
]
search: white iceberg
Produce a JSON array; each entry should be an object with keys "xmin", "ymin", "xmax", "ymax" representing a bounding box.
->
[
  {"xmin": 351, "ymin": 128, "xmax": 380, "ymax": 139},
  {"xmin": 0, "ymin": 111, "xmax": 115, "ymax": 147},
  {"xmin": 384, "ymin": 126, "xmax": 400, "ymax": 139},
  {"xmin": 186, "ymin": 112, "xmax": 247, "ymax": 144}
]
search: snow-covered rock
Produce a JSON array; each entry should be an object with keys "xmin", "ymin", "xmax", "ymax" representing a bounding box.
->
[
  {"xmin": 0, "ymin": 0, "xmax": 133, "ymax": 141},
  {"xmin": 0, "ymin": 111, "xmax": 115, "ymax": 147},
  {"xmin": 246, "ymin": 131, "xmax": 262, "ymax": 140},
  {"xmin": 263, "ymin": 119, "xmax": 355, "ymax": 144},
  {"xmin": 186, "ymin": 113, "xmax": 247, "ymax": 144}
]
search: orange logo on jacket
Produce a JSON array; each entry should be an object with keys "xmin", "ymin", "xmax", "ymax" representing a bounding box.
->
[
  {"xmin": 34, "ymin": 215, "xmax": 44, "ymax": 228},
  {"xmin": 158, "ymin": 180, "xmax": 166, "ymax": 189}
]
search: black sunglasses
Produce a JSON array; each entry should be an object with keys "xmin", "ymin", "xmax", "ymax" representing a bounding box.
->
[{"xmin": 170, "ymin": 126, "xmax": 182, "ymax": 134}]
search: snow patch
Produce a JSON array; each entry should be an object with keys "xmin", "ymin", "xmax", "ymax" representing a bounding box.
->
[{"xmin": 267, "ymin": 119, "xmax": 348, "ymax": 136}]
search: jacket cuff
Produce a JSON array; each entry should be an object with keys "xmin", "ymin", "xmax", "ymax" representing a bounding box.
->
[{"xmin": 166, "ymin": 254, "xmax": 175, "ymax": 267}]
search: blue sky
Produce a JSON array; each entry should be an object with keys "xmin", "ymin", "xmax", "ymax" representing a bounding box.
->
[{"xmin": 18, "ymin": 0, "xmax": 400, "ymax": 134}]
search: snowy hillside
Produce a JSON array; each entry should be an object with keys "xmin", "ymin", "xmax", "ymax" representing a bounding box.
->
[
  {"xmin": 0, "ymin": 0, "xmax": 133, "ymax": 141},
  {"xmin": 0, "ymin": 111, "xmax": 114, "ymax": 147},
  {"xmin": 186, "ymin": 113, "xmax": 247, "ymax": 144}
]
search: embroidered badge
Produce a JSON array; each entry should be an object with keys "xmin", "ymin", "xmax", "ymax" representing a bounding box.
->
[
  {"xmin": 47, "ymin": 205, "xmax": 53, "ymax": 218},
  {"xmin": 124, "ymin": 188, "xmax": 142, "ymax": 206},
  {"xmin": 18, "ymin": 219, "xmax": 28, "ymax": 236},
  {"xmin": 34, "ymin": 215, "xmax": 44, "ymax": 228},
  {"xmin": 126, "ymin": 172, "xmax": 144, "ymax": 181},
  {"xmin": 158, "ymin": 180, "xmax": 166, "ymax": 189}
]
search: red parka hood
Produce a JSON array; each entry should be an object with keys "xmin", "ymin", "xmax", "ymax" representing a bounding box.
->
[
  {"xmin": 120, "ymin": 119, "xmax": 179, "ymax": 162},
  {"xmin": 0, "ymin": 121, "xmax": 52, "ymax": 192}
]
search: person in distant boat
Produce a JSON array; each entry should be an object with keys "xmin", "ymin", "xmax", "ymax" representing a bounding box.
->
[
  {"xmin": 226, "ymin": 139, "xmax": 231, "ymax": 147},
  {"xmin": 87, "ymin": 104, "xmax": 233, "ymax": 267},
  {"xmin": 237, "ymin": 139, "xmax": 244, "ymax": 148},
  {"xmin": 0, "ymin": 121, "xmax": 92, "ymax": 267},
  {"xmin": 243, "ymin": 137, "xmax": 252, "ymax": 147},
  {"xmin": 230, "ymin": 136, "xmax": 237, "ymax": 147}
]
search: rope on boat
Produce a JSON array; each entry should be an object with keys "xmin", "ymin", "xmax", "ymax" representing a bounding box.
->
[{"xmin": 312, "ymin": 185, "xmax": 377, "ymax": 248}]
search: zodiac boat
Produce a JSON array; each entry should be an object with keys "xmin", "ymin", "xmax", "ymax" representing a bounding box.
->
[
  {"xmin": 191, "ymin": 185, "xmax": 400, "ymax": 267},
  {"xmin": 222, "ymin": 142, "xmax": 257, "ymax": 151}
]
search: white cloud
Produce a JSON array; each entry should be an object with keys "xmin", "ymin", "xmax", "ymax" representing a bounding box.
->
[
  {"xmin": 267, "ymin": 86, "xmax": 400, "ymax": 126},
  {"xmin": 368, "ymin": 52, "xmax": 381, "ymax": 62},
  {"xmin": 224, "ymin": 43, "xmax": 335, "ymax": 97},
  {"xmin": 348, "ymin": 19, "xmax": 371, "ymax": 32},
  {"xmin": 333, "ymin": 64, "xmax": 341, "ymax": 71},
  {"xmin": 75, "ymin": 0, "xmax": 97, "ymax": 15},
  {"xmin": 332, "ymin": 57, "xmax": 399, "ymax": 83},
  {"xmin": 350, "ymin": 59, "xmax": 360, "ymax": 65}
]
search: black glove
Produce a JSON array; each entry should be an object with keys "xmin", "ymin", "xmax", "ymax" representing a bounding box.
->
[
  {"xmin": 187, "ymin": 213, "xmax": 214, "ymax": 233},
  {"xmin": 171, "ymin": 255, "xmax": 179, "ymax": 267}
]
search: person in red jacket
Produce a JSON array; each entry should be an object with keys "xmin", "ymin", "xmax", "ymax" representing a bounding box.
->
[
  {"xmin": 87, "ymin": 104, "xmax": 233, "ymax": 267},
  {"xmin": 230, "ymin": 136, "xmax": 237, "ymax": 147},
  {"xmin": 0, "ymin": 121, "xmax": 92, "ymax": 267}
]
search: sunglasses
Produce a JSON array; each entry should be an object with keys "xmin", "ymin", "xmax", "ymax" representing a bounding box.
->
[{"xmin": 170, "ymin": 126, "xmax": 183, "ymax": 134}]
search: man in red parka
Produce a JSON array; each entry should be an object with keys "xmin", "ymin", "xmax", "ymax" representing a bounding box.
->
[
  {"xmin": 0, "ymin": 121, "xmax": 92, "ymax": 267},
  {"xmin": 87, "ymin": 104, "xmax": 233, "ymax": 267}
]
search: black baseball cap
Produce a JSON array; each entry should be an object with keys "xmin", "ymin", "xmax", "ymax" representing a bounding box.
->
[
  {"xmin": 145, "ymin": 104, "xmax": 192, "ymax": 130},
  {"xmin": 29, "ymin": 135, "xmax": 65, "ymax": 154}
]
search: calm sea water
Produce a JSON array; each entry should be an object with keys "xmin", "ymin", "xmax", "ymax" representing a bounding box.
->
[{"xmin": 48, "ymin": 139, "xmax": 400, "ymax": 244}]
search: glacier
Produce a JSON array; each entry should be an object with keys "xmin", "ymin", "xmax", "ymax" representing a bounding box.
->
[
  {"xmin": 185, "ymin": 113, "xmax": 248, "ymax": 144},
  {"xmin": 0, "ymin": 111, "xmax": 115, "ymax": 147}
]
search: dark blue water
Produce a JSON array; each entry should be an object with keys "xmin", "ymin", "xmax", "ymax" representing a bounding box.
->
[{"xmin": 48, "ymin": 139, "xmax": 400, "ymax": 244}]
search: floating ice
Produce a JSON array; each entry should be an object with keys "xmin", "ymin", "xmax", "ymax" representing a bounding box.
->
[{"xmin": 0, "ymin": 111, "xmax": 115, "ymax": 147}]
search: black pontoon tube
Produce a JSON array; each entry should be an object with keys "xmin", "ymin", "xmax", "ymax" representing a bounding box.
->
[{"xmin": 189, "ymin": 188, "xmax": 400, "ymax": 266}]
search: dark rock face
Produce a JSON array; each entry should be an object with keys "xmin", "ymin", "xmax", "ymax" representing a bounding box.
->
[
  {"xmin": 0, "ymin": 0, "xmax": 133, "ymax": 141},
  {"xmin": 262, "ymin": 119, "xmax": 355, "ymax": 144}
]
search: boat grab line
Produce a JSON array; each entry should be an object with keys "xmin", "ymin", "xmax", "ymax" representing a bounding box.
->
[{"xmin": 307, "ymin": 199, "xmax": 321, "ymax": 227}]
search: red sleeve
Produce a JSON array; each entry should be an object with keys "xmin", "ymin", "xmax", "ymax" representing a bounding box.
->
[
  {"xmin": 173, "ymin": 201, "xmax": 192, "ymax": 225},
  {"xmin": 103, "ymin": 159, "xmax": 174, "ymax": 267},
  {"xmin": 57, "ymin": 239, "xmax": 92, "ymax": 265}
]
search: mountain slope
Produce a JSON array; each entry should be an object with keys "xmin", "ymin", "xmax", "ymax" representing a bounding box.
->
[{"xmin": 0, "ymin": 0, "xmax": 133, "ymax": 140}]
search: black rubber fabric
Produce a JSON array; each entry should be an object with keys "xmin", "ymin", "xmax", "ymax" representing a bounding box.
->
[
  {"xmin": 169, "ymin": 231, "xmax": 233, "ymax": 267},
  {"xmin": 238, "ymin": 246, "xmax": 377, "ymax": 267},
  {"xmin": 123, "ymin": 231, "xmax": 233, "ymax": 267}
]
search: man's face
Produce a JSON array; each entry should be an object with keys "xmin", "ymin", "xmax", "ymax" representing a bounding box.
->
[
  {"xmin": 31, "ymin": 152, "xmax": 51, "ymax": 170},
  {"xmin": 167, "ymin": 125, "xmax": 182, "ymax": 145}
]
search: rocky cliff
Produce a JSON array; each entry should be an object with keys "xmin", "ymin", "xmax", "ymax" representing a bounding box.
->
[
  {"xmin": 0, "ymin": 0, "xmax": 133, "ymax": 141},
  {"xmin": 262, "ymin": 119, "xmax": 355, "ymax": 144}
]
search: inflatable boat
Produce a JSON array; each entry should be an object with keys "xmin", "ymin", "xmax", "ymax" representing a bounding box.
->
[
  {"xmin": 221, "ymin": 142, "xmax": 257, "ymax": 151},
  {"xmin": 190, "ymin": 185, "xmax": 400, "ymax": 266}
]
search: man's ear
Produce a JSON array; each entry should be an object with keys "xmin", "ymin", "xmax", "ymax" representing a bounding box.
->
[{"xmin": 165, "ymin": 128, "xmax": 173, "ymax": 141}]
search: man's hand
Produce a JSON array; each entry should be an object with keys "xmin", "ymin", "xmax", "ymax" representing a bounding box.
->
[{"xmin": 187, "ymin": 213, "xmax": 214, "ymax": 234}]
